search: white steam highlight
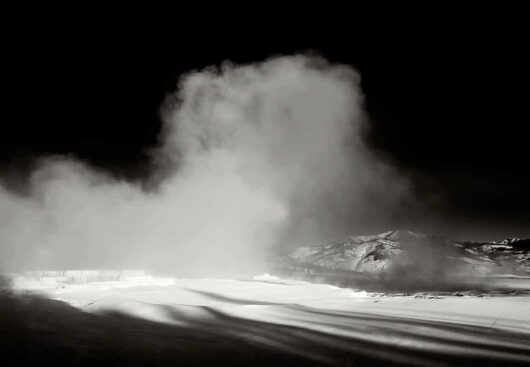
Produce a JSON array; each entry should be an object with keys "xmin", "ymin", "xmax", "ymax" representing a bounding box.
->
[{"xmin": 0, "ymin": 56, "xmax": 409, "ymax": 275}]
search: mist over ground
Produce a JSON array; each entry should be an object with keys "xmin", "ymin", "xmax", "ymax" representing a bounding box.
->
[{"xmin": 1, "ymin": 55, "xmax": 419, "ymax": 275}]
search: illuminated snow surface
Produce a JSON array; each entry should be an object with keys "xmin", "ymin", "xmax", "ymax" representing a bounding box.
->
[{"xmin": 12, "ymin": 273, "xmax": 530, "ymax": 365}]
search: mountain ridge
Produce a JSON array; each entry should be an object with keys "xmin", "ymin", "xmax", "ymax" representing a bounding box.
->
[{"xmin": 280, "ymin": 230, "xmax": 530, "ymax": 290}]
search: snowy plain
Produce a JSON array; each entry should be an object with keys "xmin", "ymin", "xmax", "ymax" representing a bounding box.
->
[{"xmin": 9, "ymin": 272, "xmax": 530, "ymax": 366}]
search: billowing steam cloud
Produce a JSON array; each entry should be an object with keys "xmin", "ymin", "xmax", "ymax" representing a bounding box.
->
[{"xmin": 0, "ymin": 56, "xmax": 411, "ymax": 275}]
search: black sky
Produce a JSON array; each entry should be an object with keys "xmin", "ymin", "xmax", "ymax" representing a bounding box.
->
[{"xmin": 2, "ymin": 11, "xmax": 529, "ymax": 238}]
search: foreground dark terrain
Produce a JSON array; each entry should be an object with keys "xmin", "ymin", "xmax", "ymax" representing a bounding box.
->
[
  {"xmin": 2, "ymin": 275, "xmax": 530, "ymax": 367},
  {"xmin": 0, "ymin": 291, "xmax": 321, "ymax": 367}
]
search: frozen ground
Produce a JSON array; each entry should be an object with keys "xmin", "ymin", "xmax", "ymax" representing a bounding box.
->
[{"xmin": 7, "ymin": 273, "xmax": 530, "ymax": 366}]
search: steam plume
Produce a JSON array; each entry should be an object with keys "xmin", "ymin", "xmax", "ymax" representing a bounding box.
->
[{"xmin": 0, "ymin": 55, "xmax": 411, "ymax": 275}]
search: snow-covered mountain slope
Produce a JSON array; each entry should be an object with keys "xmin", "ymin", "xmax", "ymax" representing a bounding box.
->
[{"xmin": 281, "ymin": 230, "xmax": 530, "ymax": 289}]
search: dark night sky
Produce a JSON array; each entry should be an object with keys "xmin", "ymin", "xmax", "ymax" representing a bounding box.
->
[{"xmin": 2, "ymin": 11, "xmax": 529, "ymax": 238}]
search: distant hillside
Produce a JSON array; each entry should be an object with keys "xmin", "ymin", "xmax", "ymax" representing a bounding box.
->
[{"xmin": 279, "ymin": 230, "xmax": 530, "ymax": 290}]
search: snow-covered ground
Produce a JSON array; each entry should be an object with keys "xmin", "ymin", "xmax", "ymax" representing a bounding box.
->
[{"xmin": 10, "ymin": 272, "xmax": 530, "ymax": 366}]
